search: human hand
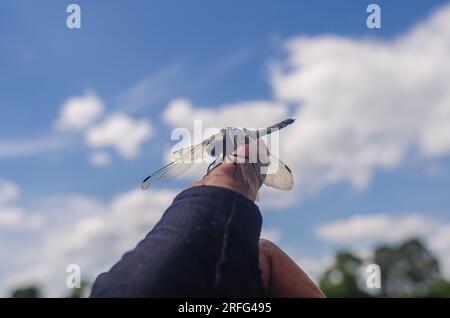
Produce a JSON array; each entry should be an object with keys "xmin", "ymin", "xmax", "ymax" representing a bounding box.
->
[
  {"xmin": 188, "ymin": 143, "xmax": 264, "ymax": 201},
  {"xmin": 188, "ymin": 161, "xmax": 261, "ymax": 201},
  {"xmin": 259, "ymin": 239, "xmax": 326, "ymax": 298}
]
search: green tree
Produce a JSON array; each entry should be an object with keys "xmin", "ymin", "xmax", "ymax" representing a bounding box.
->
[
  {"xmin": 318, "ymin": 238, "xmax": 450, "ymax": 298},
  {"xmin": 11, "ymin": 285, "xmax": 41, "ymax": 298},
  {"xmin": 374, "ymin": 238, "xmax": 440, "ymax": 297},
  {"xmin": 66, "ymin": 281, "xmax": 90, "ymax": 298},
  {"xmin": 319, "ymin": 251, "xmax": 370, "ymax": 298},
  {"xmin": 428, "ymin": 278, "xmax": 450, "ymax": 298}
]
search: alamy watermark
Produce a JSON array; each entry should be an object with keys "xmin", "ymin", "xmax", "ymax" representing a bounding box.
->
[
  {"xmin": 65, "ymin": 4, "xmax": 381, "ymax": 30},
  {"xmin": 66, "ymin": 264, "xmax": 81, "ymax": 289},
  {"xmin": 367, "ymin": 4, "xmax": 381, "ymax": 29},
  {"xmin": 66, "ymin": 4, "xmax": 81, "ymax": 29},
  {"xmin": 365, "ymin": 263, "xmax": 381, "ymax": 289}
]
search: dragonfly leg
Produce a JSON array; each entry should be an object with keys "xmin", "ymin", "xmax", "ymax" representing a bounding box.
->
[
  {"xmin": 230, "ymin": 153, "xmax": 251, "ymax": 178},
  {"xmin": 204, "ymin": 157, "xmax": 222, "ymax": 177}
]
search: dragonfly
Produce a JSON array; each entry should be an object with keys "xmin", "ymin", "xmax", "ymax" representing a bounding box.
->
[{"xmin": 141, "ymin": 118, "xmax": 295, "ymax": 193}]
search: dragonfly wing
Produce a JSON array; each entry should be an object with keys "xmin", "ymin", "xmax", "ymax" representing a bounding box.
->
[
  {"xmin": 262, "ymin": 153, "xmax": 294, "ymax": 190},
  {"xmin": 239, "ymin": 163, "xmax": 264, "ymax": 196},
  {"xmin": 141, "ymin": 130, "xmax": 225, "ymax": 190},
  {"xmin": 204, "ymin": 130, "xmax": 226, "ymax": 157},
  {"xmin": 171, "ymin": 129, "xmax": 225, "ymax": 160},
  {"xmin": 141, "ymin": 158, "xmax": 194, "ymax": 190}
]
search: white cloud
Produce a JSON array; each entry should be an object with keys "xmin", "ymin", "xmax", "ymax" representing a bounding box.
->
[
  {"xmin": 52, "ymin": 91, "xmax": 155, "ymax": 162},
  {"xmin": 277, "ymin": 241, "xmax": 334, "ymax": 281},
  {"xmin": 258, "ymin": 188, "xmax": 298, "ymax": 210},
  {"xmin": 85, "ymin": 113, "xmax": 153, "ymax": 158},
  {"xmin": 0, "ymin": 207, "xmax": 42, "ymax": 230},
  {"xmin": 260, "ymin": 228, "xmax": 281, "ymax": 243},
  {"xmin": 0, "ymin": 180, "xmax": 19, "ymax": 205},
  {"xmin": 163, "ymin": 98, "xmax": 288, "ymax": 130},
  {"xmin": 89, "ymin": 151, "xmax": 112, "ymax": 166},
  {"xmin": 315, "ymin": 213, "xmax": 450, "ymax": 278},
  {"xmin": 159, "ymin": 4, "xmax": 450, "ymax": 203},
  {"xmin": 293, "ymin": 255, "xmax": 334, "ymax": 282},
  {"xmin": 315, "ymin": 214, "xmax": 433, "ymax": 244},
  {"xmin": 428, "ymin": 224, "xmax": 450, "ymax": 278},
  {"xmin": 0, "ymin": 180, "xmax": 41, "ymax": 230},
  {"xmin": 1, "ymin": 186, "xmax": 178, "ymax": 297},
  {"xmin": 269, "ymin": 4, "xmax": 450, "ymax": 198},
  {"xmin": 429, "ymin": 225, "xmax": 450, "ymax": 252},
  {"xmin": 55, "ymin": 92, "xmax": 104, "ymax": 131}
]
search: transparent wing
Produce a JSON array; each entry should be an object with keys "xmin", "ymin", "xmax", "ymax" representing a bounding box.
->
[
  {"xmin": 262, "ymin": 153, "xmax": 294, "ymax": 190},
  {"xmin": 233, "ymin": 138, "xmax": 268, "ymax": 200},
  {"xmin": 172, "ymin": 129, "xmax": 225, "ymax": 160},
  {"xmin": 239, "ymin": 163, "xmax": 264, "ymax": 198},
  {"xmin": 141, "ymin": 130, "xmax": 225, "ymax": 190},
  {"xmin": 141, "ymin": 158, "xmax": 193, "ymax": 190}
]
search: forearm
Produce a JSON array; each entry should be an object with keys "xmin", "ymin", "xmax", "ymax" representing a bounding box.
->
[{"xmin": 90, "ymin": 185, "xmax": 265, "ymax": 297}]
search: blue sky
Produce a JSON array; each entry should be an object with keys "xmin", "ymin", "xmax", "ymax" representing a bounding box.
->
[{"xmin": 1, "ymin": 0, "xmax": 450, "ymax": 296}]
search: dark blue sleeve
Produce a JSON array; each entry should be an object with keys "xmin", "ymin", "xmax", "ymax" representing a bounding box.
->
[{"xmin": 90, "ymin": 185, "xmax": 265, "ymax": 297}]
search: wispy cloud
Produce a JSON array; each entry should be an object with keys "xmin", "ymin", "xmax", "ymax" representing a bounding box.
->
[
  {"xmin": 0, "ymin": 135, "xmax": 68, "ymax": 159},
  {"xmin": 114, "ymin": 63, "xmax": 183, "ymax": 113},
  {"xmin": 114, "ymin": 49, "xmax": 252, "ymax": 113},
  {"xmin": 190, "ymin": 48, "xmax": 253, "ymax": 91}
]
